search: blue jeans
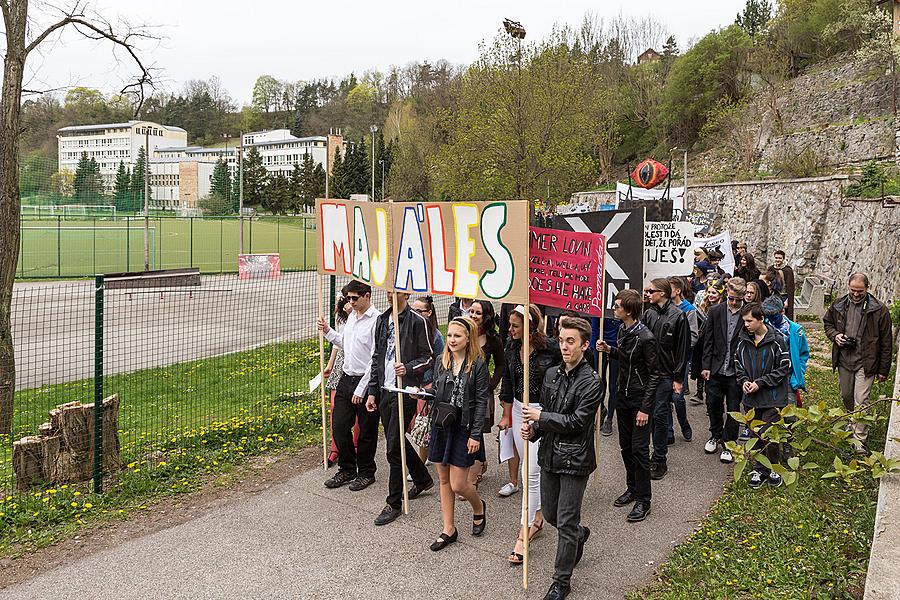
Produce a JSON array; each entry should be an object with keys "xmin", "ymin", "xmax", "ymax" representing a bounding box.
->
[{"xmin": 652, "ymin": 377, "xmax": 673, "ymax": 465}]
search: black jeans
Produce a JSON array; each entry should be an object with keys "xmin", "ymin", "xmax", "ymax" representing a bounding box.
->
[
  {"xmin": 705, "ymin": 374, "xmax": 741, "ymax": 442},
  {"xmin": 380, "ymin": 393, "xmax": 432, "ymax": 509},
  {"xmin": 651, "ymin": 377, "xmax": 673, "ymax": 465},
  {"xmin": 332, "ymin": 375, "xmax": 379, "ymax": 478},
  {"xmin": 751, "ymin": 406, "xmax": 782, "ymax": 474},
  {"xmin": 600, "ymin": 353, "xmax": 619, "ymax": 421},
  {"xmin": 616, "ymin": 390, "xmax": 652, "ymax": 502},
  {"xmin": 541, "ymin": 470, "xmax": 590, "ymax": 588}
]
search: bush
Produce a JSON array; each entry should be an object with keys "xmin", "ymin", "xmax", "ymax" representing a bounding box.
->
[{"xmin": 198, "ymin": 193, "xmax": 233, "ymax": 215}]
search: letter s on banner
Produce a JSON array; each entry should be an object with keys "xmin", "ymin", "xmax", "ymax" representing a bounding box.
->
[
  {"xmin": 453, "ymin": 204, "xmax": 479, "ymax": 297},
  {"xmin": 480, "ymin": 203, "xmax": 514, "ymax": 299}
]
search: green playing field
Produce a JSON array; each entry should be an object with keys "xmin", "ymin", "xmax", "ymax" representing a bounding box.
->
[{"xmin": 17, "ymin": 216, "xmax": 319, "ymax": 278}]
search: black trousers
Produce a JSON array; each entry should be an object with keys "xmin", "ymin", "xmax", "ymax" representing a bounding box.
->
[
  {"xmin": 380, "ymin": 393, "xmax": 432, "ymax": 509},
  {"xmin": 332, "ymin": 375, "xmax": 379, "ymax": 478},
  {"xmin": 705, "ymin": 374, "xmax": 741, "ymax": 442},
  {"xmin": 750, "ymin": 406, "xmax": 782, "ymax": 474},
  {"xmin": 541, "ymin": 470, "xmax": 590, "ymax": 588},
  {"xmin": 616, "ymin": 390, "xmax": 652, "ymax": 502}
]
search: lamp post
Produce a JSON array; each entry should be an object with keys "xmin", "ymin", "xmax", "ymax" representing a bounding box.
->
[
  {"xmin": 370, "ymin": 125, "xmax": 378, "ymax": 200},
  {"xmin": 503, "ymin": 18, "xmax": 526, "ymax": 199},
  {"xmin": 143, "ymin": 128, "xmax": 150, "ymax": 271},
  {"xmin": 239, "ymin": 131, "xmax": 244, "ymax": 254},
  {"xmin": 223, "ymin": 133, "xmax": 230, "ymax": 201},
  {"xmin": 670, "ymin": 146, "xmax": 688, "ymax": 213}
]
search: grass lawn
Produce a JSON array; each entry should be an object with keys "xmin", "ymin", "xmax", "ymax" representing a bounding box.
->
[
  {"xmin": 629, "ymin": 330, "xmax": 896, "ymax": 600},
  {"xmin": 17, "ymin": 216, "xmax": 318, "ymax": 278},
  {"xmin": 0, "ymin": 337, "xmax": 325, "ymax": 555}
]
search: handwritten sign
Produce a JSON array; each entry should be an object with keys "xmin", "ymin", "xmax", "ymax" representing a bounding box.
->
[
  {"xmin": 677, "ymin": 209, "xmax": 717, "ymax": 235},
  {"xmin": 316, "ymin": 198, "xmax": 530, "ymax": 302},
  {"xmin": 528, "ymin": 227, "xmax": 605, "ymax": 317},
  {"xmin": 238, "ymin": 254, "xmax": 281, "ymax": 279},
  {"xmin": 643, "ymin": 221, "xmax": 695, "ymax": 282}
]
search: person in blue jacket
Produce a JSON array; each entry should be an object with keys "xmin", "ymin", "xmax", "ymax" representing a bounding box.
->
[{"xmin": 761, "ymin": 295, "xmax": 809, "ymax": 406}]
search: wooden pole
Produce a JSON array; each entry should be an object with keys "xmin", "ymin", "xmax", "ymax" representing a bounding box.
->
[
  {"xmin": 317, "ymin": 274, "xmax": 329, "ymax": 469},
  {"xmin": 594, "ymin": 239, "xmax": 608, "ymax": 474},
  {"xmin": 392, "ymin": 291, "xmax": 411, "ymax": 515},
  {"xmin": 523, "ymin": 203, "xmax": 532, "ymax": 590}
]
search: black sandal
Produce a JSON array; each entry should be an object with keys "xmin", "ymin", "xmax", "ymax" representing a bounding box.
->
[
  {"xmin": 508, "ymin": 536, "xmax": 525, "ymax": 565},
  {"xmin": 430, "ymin": 528, "xmax": 458, "ymax": 551},
  {"xmin": 472, "ymin": 498, "xmax": 487, "ymax": 537}
]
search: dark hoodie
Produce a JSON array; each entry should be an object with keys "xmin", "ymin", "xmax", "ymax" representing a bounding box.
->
[{"xmin": 734, "ymin": 324, "xmax": 792, "ymax": 409}]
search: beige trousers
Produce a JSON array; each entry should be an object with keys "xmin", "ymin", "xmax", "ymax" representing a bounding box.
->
[{"xmin": 837, "ymin": 366, "xmax": 875, "ymax": 444}]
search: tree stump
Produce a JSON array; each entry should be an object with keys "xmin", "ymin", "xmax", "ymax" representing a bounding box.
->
[
  {"xmin": 86, "ymin": 395, "xmax": 122, "ymax": 473},
  {"xmin": 12, "ymin": 436, "xmax": 44, "ymax": 491}
]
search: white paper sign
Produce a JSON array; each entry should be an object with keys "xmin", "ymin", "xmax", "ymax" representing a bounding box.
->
[
  {"xmin": 308, "ymin": 372, "xmax": 322, "ymax": 393},
  {"xmin": 498, "ymin": 428, "xmax": 516, "ymax": 463},
  {"xmin": 643, "ymin": 221, "xmax": 696, "ymax": 282},
  {"xmin": 695, "ymin": 230, "xmax": 735, "ymax": 276}
]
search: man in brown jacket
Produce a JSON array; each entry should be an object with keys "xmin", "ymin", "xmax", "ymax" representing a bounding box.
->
[
  {"xmin": 769, "ymin": 250, "xmax": 795, "ymax": 320},
  {"xmin": 822, "ymin": 273, "xmax": 893, "ymax": 447}
]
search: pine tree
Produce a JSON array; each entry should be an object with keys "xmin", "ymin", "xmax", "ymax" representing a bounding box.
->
[
  {"xmin": 263, "ymin": 171, "xmax": 292, "ymax": 215},
  {"xmin": 662, "ymin": 35, "xmax": 679, "ymax": 58},
  {"xmin": 297, "ymin": 153, "xmax": 319, "ymax": 211},
  {"xmin": 242, "ymin": 146, "xmax": 268, "ymax": 206},
  {"xmin": 113, "ymin": 161, "xmax": 131, "ymax": 211},
  {"xmin": 210, "ymin": 159, "xmax": 230, "ymax": 199},
  {"xmin": 230, "ymin": 168, "xmax": 241, "ymax": 213},
  {"xmin": 736, "ymin": 0, "xmax": 772, "ymax": 36},
  {"xmin": 331, "ymin": 146, "xmax": 347, "ymax": 199},
  {"xmin": 130, "ymin": 146, "xmax": 148, "ymax": 213},
  {"xmin": 290, "ymin": 162, "xmax": 304, "ymax": 214},
  {"xmin": 312, "ymin": 163, "xmax": 326, "ymax": 202},
  {"xmin": 374, "ymin": 135, "xmax": 394, "ymax": 200},
  {"xmin": 344, "ymin": 139, "xmax": 370, "ymax": 196},
  {"xmin": 73, "ymin": 152, "xmax": 104, "ymax": 204}
]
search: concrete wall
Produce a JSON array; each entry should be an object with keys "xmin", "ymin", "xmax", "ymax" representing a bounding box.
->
[{"xmin": 569, "ymin": 176, "xmax": 900, "ymax": 302}]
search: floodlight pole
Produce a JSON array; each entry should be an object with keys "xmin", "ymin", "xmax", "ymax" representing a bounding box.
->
[
  {"xmin": 370, "ymin": 125, "xmax": 377, "ymax": 200},
  {"xmin": 239, "ymin": 131, "xmax": 244, "ymax": 254},
  {"xmin": 144, "ymin": 128, "xmax": 150, "ymax": 271}
]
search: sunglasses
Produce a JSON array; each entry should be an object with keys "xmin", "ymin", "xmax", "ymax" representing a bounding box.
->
[
  {"xmin": 346, "ymin": 295, "xmax": 360, "ymax": 301},
  {"xmin": 727, "ymin": 296, "xmax": 743, "ymax": 302}
]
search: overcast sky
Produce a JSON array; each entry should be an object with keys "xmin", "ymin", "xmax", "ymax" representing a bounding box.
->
[{"xmin": 22, "ymin": 0, "xmax": 746, "ymax": 105}]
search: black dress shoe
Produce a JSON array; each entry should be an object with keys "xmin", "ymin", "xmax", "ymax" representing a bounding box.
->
[
  {"xmin": 348, "ymin": 475, "xmax": 375, "ymax": 491},
  {"xmin": 683, "ymin": 426, "xmax": 693, "ymax": 442},
  {"xmin": 472, "ymin": 498, "xmax": 487, "ymax": 536},
  {"xmin": 374, "ymin": 505, "xmax": 401, "ymax": 526},
  {"xmin": 613, "ymin": 490, "xmax": 635, "ymax": 507},
  {"xmin": 429, "ymin": 528, "xmax": 458, "ymax": 551},
  {"xmin": 324, "ymin": 470, "xmax": 356, "ymax": 489},
  {"xmin": 543, "ymin": 581, "xmax": 570, "ymax": 600},
  {"xmin": 650, "ymin": 463, "xmax": 668, "ymax": 480},
  {"xmin": 627, "ymin": 501, "xmax": 651, "ymax": 522},
  {"xmin": 408, "ymin": 479, "xmax": 434, "ymax": 499},
  {"xmin": 574, "ymin": 526, "xmax": 590, "ymax": 566}
]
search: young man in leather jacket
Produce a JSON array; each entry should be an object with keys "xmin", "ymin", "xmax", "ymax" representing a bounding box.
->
[
  {"xmin": 522, "ymin": 315, "xmax": 603, "ymax": 600},
  {"xmin": 597, "ymin": 289, "xmax": 659, "ymax": 522},
  {"xmin": 641, "ymin": 278, "xmax": 691, "ymax": 480}
]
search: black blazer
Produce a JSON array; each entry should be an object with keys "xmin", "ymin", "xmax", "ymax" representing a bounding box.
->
[
  {"xmin": 431, "ymin": 358, "xmax": 489, "ymax": 440},
  {"xmin": 701, "ymin": 302, "xmax": 742, "ymax": 375}
]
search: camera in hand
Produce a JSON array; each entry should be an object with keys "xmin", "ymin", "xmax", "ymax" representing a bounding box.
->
[{"xmin": 844, "ymin": 336, "xmax": 858, "ymax": 350}]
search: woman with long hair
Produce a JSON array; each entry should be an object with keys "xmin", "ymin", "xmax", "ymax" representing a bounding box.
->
[
  {"xmin": 412, "ymin": 296, "xmax": 445, "ymax": 464},
  {"xmin": 324, "ymin": 295, "xmax": 354, "ymax": 465},
  {"xmin": 427, "ymin": 316, "xmax": 488, "ymax": 551},
  {"xmin": 734, "ymin": 253, "xmax": 761, "ymax": 283},
  {"xmin": 465, "ymin": 300, "xmax": 506, "ymax": 491},
  {"xmin": 499, "ymin": 305, "xmax": 561, "ymax": 564}
]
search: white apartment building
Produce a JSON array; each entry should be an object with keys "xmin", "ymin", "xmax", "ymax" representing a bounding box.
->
[
  {"xmin": 149, "ymin": 157, "xmax": 217, "ymax": 211},
  {"xmin": 241, "ymin": 129, "xmax": 329, "ymax": 176},
  {"xmin": 57, "ymin": 121, "xmax": 188, "ymax": 188}
]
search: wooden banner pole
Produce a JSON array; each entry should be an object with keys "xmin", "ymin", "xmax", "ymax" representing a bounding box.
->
[
  {"xmin": 392, "ymin": 291, "xmax": 411, "ymax": 515},
  {"xmin": 522, "ymin": 210, "xmax": 532, "ymax": 590},
  {"xmin": 317, "ymin": 273, "xmax": 328, "ymax": 469},
  {"xmin": 593, "ymin": 240, "xmax": 608, "ymax": 475}
]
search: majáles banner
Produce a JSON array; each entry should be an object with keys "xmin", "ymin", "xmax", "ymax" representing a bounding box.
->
[
  {"xmin": 529, "ymin": 227, "xmax": 605, "ymax": 317},
  {"xmin": 316, "ymin": 198, "xmax": 530, "ymax": 302}
]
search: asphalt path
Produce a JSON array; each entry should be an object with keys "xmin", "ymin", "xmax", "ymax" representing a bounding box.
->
[{"xmin": 0, "ymin": 399, "xmax": 728, "ymax": 599}]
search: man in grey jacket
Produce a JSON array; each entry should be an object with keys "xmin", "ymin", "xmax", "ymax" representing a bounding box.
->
[{"xmin": 734, "ymin": 302, "xmax": 792, "ymax": 489}]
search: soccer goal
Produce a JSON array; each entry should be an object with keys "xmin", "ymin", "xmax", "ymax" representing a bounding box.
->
[{"xmin": 21, "ymin": 204, "xmax": 117, "ymax": 219}]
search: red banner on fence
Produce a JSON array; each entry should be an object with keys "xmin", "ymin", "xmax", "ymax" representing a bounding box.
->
[
  {"xmin": 528, "ymin": 227, "xmax": 605, "ymax": 317},
  {"xmin": 238, "ymin": 254, "xmax": 281, "ymax": 280}
]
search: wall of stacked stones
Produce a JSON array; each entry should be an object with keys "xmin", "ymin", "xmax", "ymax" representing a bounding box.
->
[{"xmin": 569, "ymin": 177, "xmax": 900, "ymax": 302}]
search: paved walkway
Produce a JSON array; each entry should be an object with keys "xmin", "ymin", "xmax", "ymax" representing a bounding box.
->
[{"xmin": 0, "ymin": 400, "xmax": 728, "ymax": 599}]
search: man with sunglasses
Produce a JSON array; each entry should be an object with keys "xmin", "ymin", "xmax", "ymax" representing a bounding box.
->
[
  {"xmin": 317, "ymin": 281, "xmax": 381, "ymax": 491},
  {"xmin": 700, "ymin": 277, "xmax": 747, "ymax": 463}
]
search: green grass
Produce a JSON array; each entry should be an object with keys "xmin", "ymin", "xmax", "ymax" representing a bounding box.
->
[
  {"xmin": 629, "ymin": 347, "xmax": 895, "ymax": 599},
  {"xmin": 17, "ymin": 216, "xmax": 318, "ymax": 278},
  {"xmin": 0, "ymin": 338, "xmax": 325, "ymax": 555}
]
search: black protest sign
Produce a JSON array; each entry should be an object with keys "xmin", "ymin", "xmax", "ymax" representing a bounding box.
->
[
  {"xmin": 677, "ymin": 209, "xmax": 717, "ymax": 235},
  {"xmin": 551, "ymin": 208, "xmax": 644, "ymax": 310}
]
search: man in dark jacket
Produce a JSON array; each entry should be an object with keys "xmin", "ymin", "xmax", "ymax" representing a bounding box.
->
[
  {"xmin": 598, "ymin": 289, "xmax": 659, "ymax": 523},
  {"xmin": 522, "ymin": 315, "xmax": 603, "ymax": 600},
  {"xmin": 366, "ymin": 291, "xmax": 435, "ymax": 526},
  {"xmin": 641, "ymin": 278, "xmax": 691, "ymax": 480},
  {"xmin": 701, "ymin": 277, "xmax": 747, "ymax": 464},
  {"xmin": 768, "ymin": 250, "xmax": 795, "ymax": 320},
  {"xmin": 822, "ymin": 273, "xmax": 893, "ymax": 447},
  {"xmin": 734, "ymin": 302, "xmax": 792, "ymax": 489}
]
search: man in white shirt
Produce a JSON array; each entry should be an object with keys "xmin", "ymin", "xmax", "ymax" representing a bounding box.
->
[{"xmin": 317, "ymin": 281, "xmax": 381, "ymax": 491}]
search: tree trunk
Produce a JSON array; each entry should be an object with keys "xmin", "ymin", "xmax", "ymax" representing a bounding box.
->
[{"xmin": 0, "ymin": 1, "xmax": 28, "ymax": 434}]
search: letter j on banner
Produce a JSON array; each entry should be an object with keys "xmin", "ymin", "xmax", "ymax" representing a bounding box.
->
[{"xmin": 528, "ymin": 227, "xmax": 605, "ymax": 317}]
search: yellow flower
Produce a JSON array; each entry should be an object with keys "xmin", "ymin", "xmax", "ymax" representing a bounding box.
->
[
  {"xmin": 71, "ymin": 502, "xmax": 78, "ymax": 507},
  {"xmin": 73, "ymin": 491, "xmax": 81, "ymax": 496},
  {"xmin": 83, "ymin": 502, "xmax": 93, "ymax": 509}
]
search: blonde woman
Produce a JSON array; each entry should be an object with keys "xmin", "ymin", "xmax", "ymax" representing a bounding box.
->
[{"xmin": 427, "ymin": 316, "xmax": 489, "ymax": 551}]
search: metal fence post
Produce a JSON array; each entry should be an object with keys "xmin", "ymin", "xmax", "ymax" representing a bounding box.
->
[
  {"xmin": 190, "ymin": 216, "xmax": 194, "ymax": 268},
  {"xmin": 57, "ymin": 215, "xmax": 61, "ymax": 277},
  {"xmin": 304, "ymin": 219, "xmax": 308, "ymax": 269},
  {"xmin": 93, "ymin": 218, "xmax": 97, "ymax": 275},
  {"xmin": 249, "ymin": 217, "xmax": 253, "ymax": 253},
  {"xmin": 220, "ymin": 218, "xmax": 224, "ymax": 273},
  {"xmin": 126, "ymin": 218, "xmax": 131, "ymax": 272},
  {"xmin": 93, "ymin": 275, "xmax": 104, "ymax": 494}
]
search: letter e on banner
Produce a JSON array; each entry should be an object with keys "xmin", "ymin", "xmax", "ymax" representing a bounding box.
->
[{"xmin": 426, "ymin": 205, "xmax": 454, "ymax": 294}]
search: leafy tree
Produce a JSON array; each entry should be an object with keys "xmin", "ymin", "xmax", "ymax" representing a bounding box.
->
[
  {"xmin": 131, "ymin": 146, "xmax": 148, "ymax": 211},
  {"xmin": 210, "ymin": 159, "xmax": 230, "ymax": 200},
  {"xmin": 252, "ymin": 75, "xmax": 283, "ymax": 114},
  {"xmin": 113, "ymin": 161, "xmax": 132, "ymax": 211},
  {"xmin": 50, "ymin": 169, "xmax": 75, "ymax": 199},
  {"xmin": 198, "ymin": 193, "xmax": 233, "ymax": 215},
  {"xmin": 736, "ymin": 0, "xmax": 773, "ymax": 36},
  {"xmin": 242, "ymin": 147, "xmax": 268, "ymax": 206},
  {"xmin": 73, "ymin": 153, "xmax": 104, "ymax": 204}
]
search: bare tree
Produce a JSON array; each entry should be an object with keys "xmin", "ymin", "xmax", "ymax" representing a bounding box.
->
[{"xmin": 0, "ymin": 0, "xmax": 156, "ymax": 433}]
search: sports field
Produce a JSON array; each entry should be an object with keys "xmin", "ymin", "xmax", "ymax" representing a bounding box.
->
[{"xmin": 17, "ymin": 216, "xmax": 318, "ymax": 277}]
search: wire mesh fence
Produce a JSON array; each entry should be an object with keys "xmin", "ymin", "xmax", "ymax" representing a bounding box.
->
[
  {"xmin": 1, "ymin": 271, "xmax": 453, "ymax": 547},
  {"xmin": 17, "ymin": 215, "xmax": 318, "ymax": 278}
]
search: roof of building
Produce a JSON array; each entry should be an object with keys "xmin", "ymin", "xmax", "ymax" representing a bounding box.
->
[
  {"xmin": 246, "ymin": 135, "xmax": 327, "ymax": 148},
  {"xmin": 58, "ymin": 121, "xmax": 188, "ymax": 134},
  {"xmin": 637, "ymin": 48, "xmax": 661, "ymax": 62},
  {"xmin": 152, "ymin": 156, "xmax": 218, "ymax": 164}
]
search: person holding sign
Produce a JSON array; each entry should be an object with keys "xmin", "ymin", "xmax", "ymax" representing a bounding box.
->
[
  {"xmin": 597, "ymin": 289, "xmax": 658, "ymax": 523},
  {"xmin": 499, "ymin": 305, "xmax": 561, "ymax": 565},
  {"xmin": 367, "ymin": 291, "xmax": 435, "ymax": 526},
  {"xmin": 427, "ymin": 316, "xmax": 489, "ymax": 551},
  {"xmin": 521, "ymin": 316, "xmax": 603, "ymax": 600}
]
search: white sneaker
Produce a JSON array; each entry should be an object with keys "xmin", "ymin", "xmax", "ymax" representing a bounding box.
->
[
  {"xmin": 704, "ymin": 438, "xmax": 719, "ymax": 454},
  {"xmin": 498, "ymin": 482, "xmax": 520, "ymax": 497},
  {"xmin": 720, "ymin": 449, "xmax": 734, "ymax": 464},
  {"xmin": 406, "ymin": 473, "xmax": 413, "ymax": 482}
]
